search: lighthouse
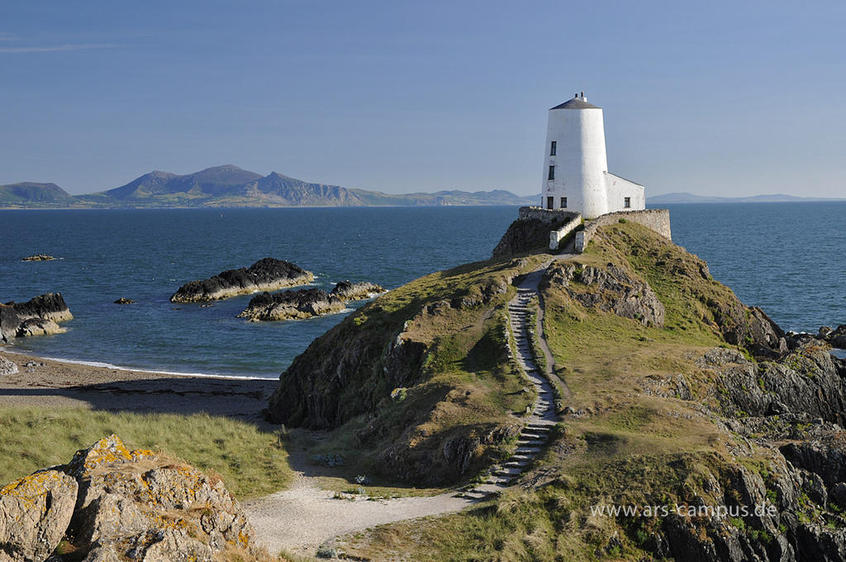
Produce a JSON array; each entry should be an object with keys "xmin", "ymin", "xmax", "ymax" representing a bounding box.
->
[{"xmin": 541, "ymin": 92, "xmax": 645, "ymax": 219}]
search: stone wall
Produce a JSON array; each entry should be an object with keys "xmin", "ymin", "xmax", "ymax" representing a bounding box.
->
[
  {"xmin": 518, "ymin": 206, "xmax": 581, "ymax": 224},
  {"xmin": 549, "ymin": 213, "xmax": 583, "ymax": 250},
  {"xmin": 575, "ymin": 209, "xmax": 671, "ymax": 253}
]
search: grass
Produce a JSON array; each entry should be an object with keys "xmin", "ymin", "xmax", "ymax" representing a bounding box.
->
[
  {"xmin": 0, "ymin": 408, "xmax": 292, "ymax": 499},
  {"xmin": 334, "ymin": 221, "xmax": 802, "ymax": 559},
  {"xmin": 276, "ymin": 253, "xmax": 550, "ymax": 485}
]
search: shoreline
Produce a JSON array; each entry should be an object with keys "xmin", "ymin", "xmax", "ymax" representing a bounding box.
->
[
  {"xmin": 0, "ymin": 347, "xmax": 274, "ymax": 381},
  {"xmin": 0, "ymin": 350, "xmax": 278, "ymax": 420}
]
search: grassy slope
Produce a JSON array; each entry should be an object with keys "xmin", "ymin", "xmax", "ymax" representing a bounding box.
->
[
  {"xmin": 276, "ymin": 255, "xmax": 552, "ymax": 485},
  {"xmin": 0, "ymin": 408, "xmax": 290, "ymax": 499},
  {"xmin": 339, "ymin": 222, "xmax": 787, "ymax": 560}
]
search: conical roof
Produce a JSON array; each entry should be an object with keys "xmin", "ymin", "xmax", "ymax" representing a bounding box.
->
[{"xmin": 550, "ymin": 97, "xmax": 600, "ymax": 110}]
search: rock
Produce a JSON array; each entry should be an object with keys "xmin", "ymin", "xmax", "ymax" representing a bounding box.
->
[
  {"xmin": 330, "ymin": 280, "xmax": 385, "ymax": 301},
  {"xmin": 0, "ymin": 355, "xmax": 18, "ymax": 376},
  {"xmin": 492, "ymin": 216, "xmax": 572, "ymax": 258},
  {"xmin": 238, "ymin": 288, "xmax": 346, "ymax": 321},
  {"xmin": 830, "ymin": 482, "xmax": 846, "ymax": 507},
  {"xmin": 780, "ymin": 436, "xmax": 846, "ymax": 487},
  {"xmin": 0, "ymin": 469, "xmax": 78, "ymax": 562},
  {"xmin": 113, "ymin": 297, "xmax": 135, "ymax": 304},
  {"xmin": 0, "ymin": 293, "xmax": 72, "ymax": 342},
  {"xmin": 16, "ymin": 317, "xmax": 65, "ymax": 337},
  {"xmin": 542, "ymin": 262, "xmax": 665, "ymax": 327},
  {"xmin": 0, "ymin": 434, "xmax": 258, "ymax": 561},
  {"xmin": 21, "ymin": 254, "xmax": 56, "ymax": 261},
  {"xmin": 817, "ymin": 324, "xmax": 846, "ymax": 349},
  {"xmin": 170, "ymin": 257, "xmax": 313, "ymax": 303},
  {"xmin": 712, "ymin": 347, "xmax": 846, "ymax": 426}
]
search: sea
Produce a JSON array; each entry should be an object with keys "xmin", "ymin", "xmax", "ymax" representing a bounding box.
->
[{"xmin": 1, "ymin": 202, "xmax": 844, "ymax": 378}]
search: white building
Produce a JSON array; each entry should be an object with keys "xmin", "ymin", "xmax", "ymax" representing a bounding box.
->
[{"xmin": 541, "ymin": 92, "xmax": 645, "ymax": 218}]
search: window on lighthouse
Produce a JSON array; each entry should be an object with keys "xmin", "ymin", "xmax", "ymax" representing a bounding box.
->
[
  {"xmin": 548, "ymin": 166, "xmax": 555, "ymax": 181},
  {"xmin": 561, "ymin": 197, "xmax": 567, "ymax": 208},
  {"xmin": 550, "ymin": 141, "xmax": 557, "ymax": 156},
  {"xmin": 546, "ymin": 196, "xmax": 553, "ymax": 210},
  {"xmin": 624, "ymin": 197, "xmax": 631, "ymax": 209}
]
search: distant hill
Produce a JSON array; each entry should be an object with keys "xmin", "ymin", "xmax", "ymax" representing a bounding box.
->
[
  {"xmin": 3, "ymin": 165, "xmax": 535, "ymax": 208},
  {"xmin": 0, "ymin": 182, "xmax": 74, "ymax": 206},
  {"xmin": 648, "ymin": 192, "xmax": 845, "ymax": 204}
]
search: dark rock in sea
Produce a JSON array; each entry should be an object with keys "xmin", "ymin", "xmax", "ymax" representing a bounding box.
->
[
  {"xmin": 0, "ymin": 434, "xmax": 258, "ymax": 560},
  {"xmin": 238, "ymin": 288, "xmax": 346, "ymax": 321},
  {"xmin": 21, "ymin": 254, "xmax": 56, "ymax": 261},
  {"xmin": 542, "ymin": 262, "xmax": 665, "ymax": 327},
  {"xmin": 330, "ymin": 280, "xmax": 385, "ymax": 301},
  {"xmin": 817, "ymin": 324, "xmax": 846, "ymax": 349},
  {"xmin": 170, "ymin": 257, "xmax": 313, "ymax": 303},
  {"xmin": 0, "ymin": 292, "xmax": 72, "ymax": 343},
  {"xmin": 113, "ymin": 297, "xmax": 136, "ymax": 304}
]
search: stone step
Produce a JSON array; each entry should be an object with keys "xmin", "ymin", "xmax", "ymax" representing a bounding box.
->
[
  {"xmin": 519, "ymin": 430, "xmax": 549, "ymax": 439},
  {"xmin": 519, "ymin": 436, "xmax": 547, "ymax": 445},
  {"xmin": 491, "ymin": 466, "xmax": 523, "ymax": 477},
  {"xmin": 503, "ymin": 459, "xmax": 530, "ymax": 469},
  {"xmin": 515, "ymin": 448, "xmax": 542, "ymax": 456},
  {"xmin": 486, "ymin": 475, "xmax": 512, "ymax": 486}
]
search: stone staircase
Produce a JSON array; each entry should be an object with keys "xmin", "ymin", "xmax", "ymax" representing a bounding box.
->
[{"xmin": 459, "ymin": 275, "xmax": 559, "ymax": 499}]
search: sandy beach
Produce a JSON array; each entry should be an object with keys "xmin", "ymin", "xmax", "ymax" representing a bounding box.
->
[{"xmin": 0, "ymin": 350, "xmax": 277, "ymax": 422}]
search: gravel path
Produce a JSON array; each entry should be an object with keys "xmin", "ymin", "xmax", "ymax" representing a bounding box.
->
[{"xmin": 245, "ymin": 474, "xmax": 474, "ymax": 557}]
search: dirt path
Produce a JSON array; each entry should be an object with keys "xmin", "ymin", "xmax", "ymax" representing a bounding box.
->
[{"xmin": 244, "ymin": 473, "xmax": 475, "ymax": 557}]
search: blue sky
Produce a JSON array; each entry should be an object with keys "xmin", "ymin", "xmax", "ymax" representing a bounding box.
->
[{"xmin": 1, "ymin": 1, "xmax": 844, "ymax": 197}]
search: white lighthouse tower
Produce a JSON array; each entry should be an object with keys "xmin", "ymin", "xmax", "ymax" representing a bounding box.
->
[{"xmin": 541, "ymin": 92, "xmax": 645, "ymax": 219}]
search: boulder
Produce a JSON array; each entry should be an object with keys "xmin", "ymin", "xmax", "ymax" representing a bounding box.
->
[
  {"xmin": 0, "ymin": 355, "xmax": 17, "ymax": 376},
  {"xmin": 330, "ymin": 280, "xmax": 385, "ymax": 301},
  {"xmin": 170, "ymin": 257, "xmax": 313, "ymax": 303},
  {"xmin": 0, "ymin": 469, "xmax": 78, "ymax": 561},
  {"xmin": 239, "ymin": 288, "xmax": 346, "ymax": 321},
  {"xmin": 113, "ymin": 297, "xmax": 135, "ymax": 305},
  {"xmin": 0, "ymin": 293, "xmax": 72, "ymax": 342},
  {"xmin": 0, "ymin": 434, "xmax": 257, "ymax": 561}
]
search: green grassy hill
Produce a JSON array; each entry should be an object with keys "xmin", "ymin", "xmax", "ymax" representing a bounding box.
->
[
  {"xmin": 270, "ymin": 220, "xmax": 846, "ymax": 560},
  {"xmin": 0, "ymin": 182, "xmax": 74, "ymax": 206}
]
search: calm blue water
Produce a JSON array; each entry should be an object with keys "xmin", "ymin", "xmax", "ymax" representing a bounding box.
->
[{"xmin": 1, "ymin": 203, "xmax": 843, "ymax": 377}]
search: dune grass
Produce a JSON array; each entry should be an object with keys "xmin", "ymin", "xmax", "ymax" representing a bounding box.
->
[{"xmin": 0, "ymin": 408, "xmax": 291, "ymax": 499}]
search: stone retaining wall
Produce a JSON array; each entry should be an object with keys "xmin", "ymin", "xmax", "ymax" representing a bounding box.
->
[
  {"xmin": 518, "ymin": 206, "xmax": 581, "ymax": 224},
  {"xmin": 575, "ymin": 209, "xmax": 671, "ymax": 253},
  {"xmin": 549, "ymin": 214, "xmax": 583, "ymax": 250}
]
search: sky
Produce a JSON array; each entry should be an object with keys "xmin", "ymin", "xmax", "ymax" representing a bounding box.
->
[{"xmin": 1, "ymin": 1, "xmax": 845, "ymax": 197}]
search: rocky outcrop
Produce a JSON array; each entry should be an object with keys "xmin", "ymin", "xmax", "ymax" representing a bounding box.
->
[
  {"xmin": 113, "ymin": 297, "xmax": 135, "ymax": 305},
  {"xmin": 0, "ymin": 434, "xmax": 258, "ymax": 561},
  {"xmin": 493, "ymin": 218, "xmax": 564, "ymax": 258},
  {"xmin": 818, "ymin": 325, "xmax": 846, "ymax": 349},
  {"xmin": 542, "ymin": 262, "xmax": 665, "ymax": 326},
  {"xmin": 0, "ymin": 355, "xmax": 18, "ymax": 376},
  {"xmin": 330, "ymin": 280, "xmax": 385, "ymax": 301},
  {"xmin": 21, "ymin": 254, "xmax": 55, "ymax": 262},
  {"xmin": 170, "ymin": 257, "xmax": 313, "ymax": 303},
  {"xmin": 239, "ymin": 281, "xmax": 385, "ymax": 322},
  {"xmin": 238, "ymin": 288, "xmax": 346, "ymax": 321},
  {"xmin": 0, "ymin": 470, "xmax": 77, "ymax": 561},
  {"xmin": 707, "ymin": 346, "xmax": 846, "ymax": 426},
  {"xmin": 0, "ymin": 293, "xmax": 72, "ymax": 343}
]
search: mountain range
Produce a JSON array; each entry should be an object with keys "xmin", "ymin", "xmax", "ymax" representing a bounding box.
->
[
  {"xmin": 647, "ymin": 192, "xmax": 845, "ymax": 204},
  {"xmin": 0, "ymin": 165, "xmax": 536, "ymax": 208}
]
